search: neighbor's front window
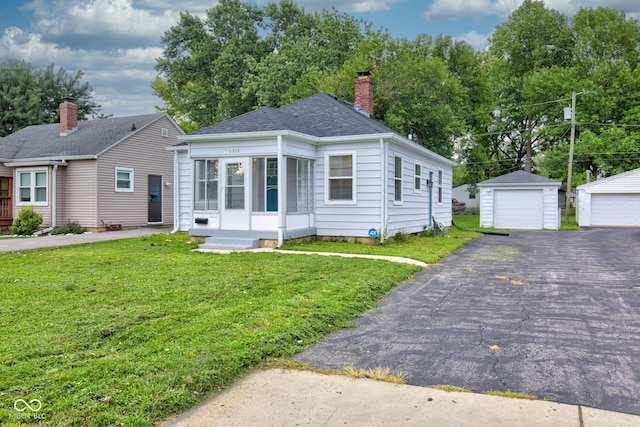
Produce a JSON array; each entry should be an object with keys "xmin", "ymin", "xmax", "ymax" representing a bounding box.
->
[
  {"xmin": 195, "ymin": 159, "xmax": 218, "ymax": 210},
  {"xmin": 327, "ymin": 153, "xmax": 355, "ymax": 202},
  {"xmin": 18, "ymin": 169, "xmax": 47, "ymax": 204}
]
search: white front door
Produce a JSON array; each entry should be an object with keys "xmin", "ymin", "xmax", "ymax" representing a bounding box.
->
[{"xmin": 220, "ymin": 158, "xmax": 250, "ymax": 230}]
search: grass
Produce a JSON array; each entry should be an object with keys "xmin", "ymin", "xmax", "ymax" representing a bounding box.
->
[
  {"xmin": 483, "ymin": 389, "xmax": 537, "ymax": 400},
  {"xmin": 0, "ymin": 231, "xmax": 474, "ymax": 427},
  {"xmin": 452, "ymin": 212, "xmax": 581, "ymax": 232},
  {"xmin": 283, "ymin": 228, "xmax": 481, "ymax": 264}
]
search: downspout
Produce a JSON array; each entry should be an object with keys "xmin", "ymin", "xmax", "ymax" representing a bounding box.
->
[
  {"xmin": 52, "ymin": 164, "xmax": 58, "ymax": 228},
  {"xmin": 380, "ymin": 138, "xmax": 387, "ymax": 243},
  {"xmin": 277, "ymin": 134, "xmax": 284, "ymax": 247},
  {"xmin": 429, "ymin": 171, "xmax": 433, "ymax": 228},
  {"xmin": 170, "ymin": 150, "xmax": 180, "ymax": 233}
]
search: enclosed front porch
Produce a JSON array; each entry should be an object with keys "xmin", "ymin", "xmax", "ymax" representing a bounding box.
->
[{"xmin": 189, "ymin": 155, "xmax": 315, "ymax": 248}]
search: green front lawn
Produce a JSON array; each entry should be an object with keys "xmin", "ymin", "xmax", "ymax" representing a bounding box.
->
[{"xmin": 0, "ymin": 232, "xmax": 472, "ymax": 426}]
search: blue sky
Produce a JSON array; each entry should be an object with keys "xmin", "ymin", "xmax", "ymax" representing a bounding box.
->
[{"xmin": 1, "ymin": 0, "xmax": 639, "ymax": 118}]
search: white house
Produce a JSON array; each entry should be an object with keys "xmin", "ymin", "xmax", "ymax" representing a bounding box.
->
[
  {"xmin": 576, "ymin": 168, "xmax": 640, "ymax": 227},
  {"xmin": 452, "ymin": 184, "xmax": 479, "ymax": 209},
  {"xmin": 169, "ymin": 72, "xmax": 456, "ymax": 248},
  {"xmin": 478, "ymin": 170, "xmax": 561, "ymax": 230}
]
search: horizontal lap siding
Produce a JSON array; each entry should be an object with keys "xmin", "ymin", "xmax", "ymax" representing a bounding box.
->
[
  {"xmin": 190, "ymin": 138, "xmax": 277, "ymax": 158},
  {"xmin": 97, "ymin": 116, "xmax": 177, "ymax": 227},
  {"xmin": 386, "ymin": 143, "xmax": 452, "ymax": 235},
  {"xmin": 315, "ymin": 143, "xmax": 382, "ymax": 237},
  {"xmin": 59, "ymin": 160, "xmax": 98, "ymax": 227},
  {"xmin": 176, "ymin": 151, "xmax": 192, "ymax": 231}
]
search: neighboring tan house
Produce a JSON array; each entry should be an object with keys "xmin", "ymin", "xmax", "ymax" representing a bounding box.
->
[
  {"xmin": 169, "ymin": 72, "xmax": 456, "ymax": 248},
  {"xmin": 0, "ymin": 100, "xmax": 184, "ymax": 231},
  {"xmin": 577, "ymin": 167, "xmax": 640, "ymax": 227}
]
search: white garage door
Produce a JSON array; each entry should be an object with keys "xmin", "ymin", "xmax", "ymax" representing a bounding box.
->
[
  {"xmin": 494, "ymin": 189, "xmax": 544, "ymax": 229},
  {"xmin": 591, "ymin": 193, "xmax": 640, "ymax": 226}
]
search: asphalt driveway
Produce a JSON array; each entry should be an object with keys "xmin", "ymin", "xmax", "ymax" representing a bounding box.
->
[{"xmin": 294, "ymin": 228, "xmax": 640, "ymax": 415}]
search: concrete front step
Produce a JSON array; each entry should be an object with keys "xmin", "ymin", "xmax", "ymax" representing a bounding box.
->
[{"xmin": 199, "ymin": 237, "xmax": 261, "ymax": 250}]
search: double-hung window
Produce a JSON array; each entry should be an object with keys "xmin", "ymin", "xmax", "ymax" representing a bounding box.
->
[
  {"xmin": 18, "ymin": 169, "xmax": 47, "ymax": 205},
  {"xmin": 115, "ymin": 167, "xmax": 134, "ymax": 192},
  {"xmin": 414, "ymin": 163, "xmax": 421, "ymax": 192},
  {"xmin": 394, "ymin": 156, "xmax": 402, "ymax": 203},
  {"xmin": 326, "ymin": 153, "xmax": 355, "ymax": 203},
  {"xmin": 194, "ymin": 159, "xmax": 218, "ymax": 210},
  {"xmin": 438, "ymin": 170, "xmax": 443, "ymax": 204}
]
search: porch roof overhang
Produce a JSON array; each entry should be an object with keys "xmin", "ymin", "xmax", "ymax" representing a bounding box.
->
[
  {"xmin": 178, "ymin": 130, "xmax": 457, "ymax": 167},
  {"xmin": 4, "ymin": 158, "xmax": 74, "ymax": 168}
]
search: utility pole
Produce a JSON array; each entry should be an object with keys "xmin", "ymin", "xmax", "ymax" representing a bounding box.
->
[{"xmin": 565, "ymin": 91, "xmax": 577, "ymax": 224}]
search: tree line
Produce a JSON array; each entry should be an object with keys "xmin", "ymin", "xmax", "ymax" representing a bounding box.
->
[{"xmin": 2, "ymin": 0, "xmax": 639, "ymax": 189}]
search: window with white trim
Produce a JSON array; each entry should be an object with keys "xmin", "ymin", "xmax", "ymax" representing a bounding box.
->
[
  {"xmin": 438, "ymin": 170, "xmax": 443, "ymax": 204},
  {"xmin": 194, "ymin": 159, "xmax": 218, "ymax": 210},
  {"xmin": 394, "ymin": 156, "xmax": 402, "ymax": 202},
  {"xmin": 414, "ymin": 163, "xmax": 421, "ymax": 192},
  {"xmin": 17, "ymin": 169, "xmax": 47, "ymax": 205},
  {"xmin": 115, "ymin": 168, "xmax": 134, "ymax": 192},
  {"xmin": 326, "ymin": 153, "xmax": 355, "ymax": 203}
]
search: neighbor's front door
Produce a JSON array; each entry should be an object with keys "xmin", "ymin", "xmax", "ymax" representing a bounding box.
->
[
  {"xmin": 148, "ymin": 175, "xmax": 162, "ymax": 223},
  {"xmin": 220, "ymin": 158, "xmax": 250, "ymax": 230}
]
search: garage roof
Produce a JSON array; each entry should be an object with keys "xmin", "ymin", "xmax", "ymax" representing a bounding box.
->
[{"xmin": 478, "ymin": 170, "xmax": 560, "ymax": 186}]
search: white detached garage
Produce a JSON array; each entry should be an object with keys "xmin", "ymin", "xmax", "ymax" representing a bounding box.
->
[
  {"xmin": 577, "ymin": 168, "xmax": 640, "ymax": 227},
  {"xmin": 478, "ymin": 171, "xmax": 561, "ymax": 230}
]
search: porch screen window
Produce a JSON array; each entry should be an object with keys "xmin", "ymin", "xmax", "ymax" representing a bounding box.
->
[
  {"xmin": 194, "ymin": 159, "xmax": 218, "ymax": 210},
  {"xmin": 394, "ymin": 156, "xmax": 402, "ymax": 202},
  {"xmin": 328, "ymin": 154, "xmax": 353, "ymax": 201},
  {"xmin": 438, "ymin": 170, "xmax": 443, "ymax": 203},
  {"xmin": 287, "ymin": 158, "xmax": 312, "ymax": 213},
  {"xmin": 18, "ymin": 170, "xmax": 47, "ymax": 204},
  {"xmin": 115, "ymin": 168, "xmax": 133, "ymax": 192},
  {"xmin": 252, "ymin": 158, "xmax": 278, "ymax": 212}
]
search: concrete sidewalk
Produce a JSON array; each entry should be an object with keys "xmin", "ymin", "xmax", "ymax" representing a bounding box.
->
[{"xmin": 162, "ymin": 369, "xmax": 640, "ymax": 426}]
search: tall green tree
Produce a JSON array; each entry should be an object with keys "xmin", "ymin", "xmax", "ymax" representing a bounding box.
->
[
  {"xmin": 485, "ymin": 0, "xmax": 573, "ymax": 173},
  {"xmin": 0, "ymin": 60, "xmax": 99, "ymax": 136}
]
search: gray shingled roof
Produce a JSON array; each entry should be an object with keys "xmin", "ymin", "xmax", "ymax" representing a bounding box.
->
[
  {"xmin": 479, "ymin": 170, "xmax": 560, "ymax": 185},
  {"xmin": 189, "ymin": 93, "xmax": 400, "ymax": 138},
  {"xmin": 0, "ymin": 113, "xmax": 165, "ymax": 160}
]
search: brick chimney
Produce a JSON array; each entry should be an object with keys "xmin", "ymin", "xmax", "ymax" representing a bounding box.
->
[
  {"xmin": 59, "ymin": 97, "xmax": 78, "ymax": 136},
  {"xmin": 354, "ymin": 70, "xmax": 374, "ymax": 117}
]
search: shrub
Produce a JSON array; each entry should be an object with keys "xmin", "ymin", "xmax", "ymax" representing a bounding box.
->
[
  {"xmin": 51, "ymin": 222, "xmax": 87, "ymax": 235},
  {"xmin": 10, "ymin": 206, "xmax": 43, "ymax": 235}
]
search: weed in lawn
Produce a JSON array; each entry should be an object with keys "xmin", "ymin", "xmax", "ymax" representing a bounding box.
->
[
  {"xmin": 344, "ymin": 366, "xmax": 407, "ymax": 384},
  {"xmin": 429, "ymin": 385, "xmax": 472, "ymax": 393},
  {"xmin": 483, "ymin": 389, "xmax": 537, "ymax": 400}
]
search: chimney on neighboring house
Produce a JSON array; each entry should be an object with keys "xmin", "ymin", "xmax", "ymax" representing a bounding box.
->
[
  {"xmin": 59, "ymin": 97, "xmax": 78, "ymax": 136},
  {"xmin": 354, "ymin": 70, "xmax": 374, "ymax": 118}
]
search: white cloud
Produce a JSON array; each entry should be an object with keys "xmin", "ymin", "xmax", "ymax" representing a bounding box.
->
[
  {"xmin": 454, "ymin": 30, "xmax": 493, "ymax": 51},
  {"xmin": 254, "ymin": 0, "xmax": 403, "ymax": 13},
  {"xmin": 423, "ymin": 0, "xmax": 640, "ymax": 22}
]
